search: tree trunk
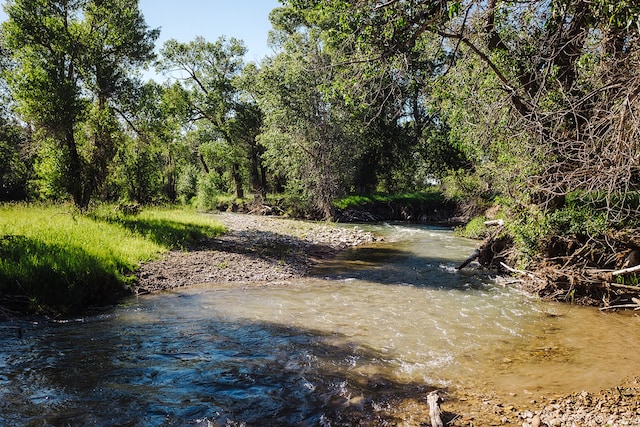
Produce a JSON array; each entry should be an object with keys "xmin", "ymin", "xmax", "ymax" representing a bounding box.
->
[
  {"xmin": 64, "ymin": 127, "xmax": 86, "ymax": 209},
  {"xmin": 231, "ymin": 163, "xmax": 244, "ymax": 199},
  {"xmin": 249, "ymin": 142, "xmax": 264, "ymax": 202}
]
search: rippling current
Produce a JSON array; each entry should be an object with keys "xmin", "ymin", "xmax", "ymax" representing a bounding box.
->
[{"xmin": 2, "ymin": 223, "xmax": 640, "ymax": 426}]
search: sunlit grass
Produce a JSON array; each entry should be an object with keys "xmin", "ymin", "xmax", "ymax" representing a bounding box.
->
[
  {"xmin": 0, "ymin": 203, "xmax": 225, "ymax": 314},
  {"xmin": 334, "ymin": 189, "xmax": 445, "ymax": 210}
]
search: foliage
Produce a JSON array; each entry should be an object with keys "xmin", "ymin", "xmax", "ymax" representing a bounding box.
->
[
  {"xmin": 441, "ymin": 169, "xmax": 490, "ymax": 202},
  {"xmin": 504, "ymin": 198, "xmax": 610, "ymax": 264},
  {"xmin": 158, "ymin": 36, "xmax": 265, "ymax": 202},
  {"xmin": 2, "ymin": 0, "xmax": 158, "ymax": 208},
  {"xmin": 505, "ymin": 205, "xmax": 551, "ymax": 261},
  {"xmin": 0, "ymin": 116, "xmax": 31, "ymax": 201},
  {"xmin": 195, "ymin": 172, "xmax": 225, "ymax": 211},
  {"xmin": 545, "ymin": 204, "xmax": 609, "ymax": 238},
  {"xmin": 334, "ymin": 190, "xmax": 445, "ymax": 210},
  {"xmin": 0, "ymin": 203, "xmax": 224, "ymax": 314},
  {"xmin": 285, "ymin": 0, "xmax": 640, "ymax": 231},
  {"xmin": 29, "ymin": 134, "xmax": 68, "ymax": 201},
  {"xmin": 455, "ymin": 216, "xmax": 490, "ymax": 240},
  {"xmin": 256, "ymin": 28, "xmax": 347, "ymax": 219},
  {"xmin": 106, "ymin": 81, "xmax": 178, "ymax": 204}
]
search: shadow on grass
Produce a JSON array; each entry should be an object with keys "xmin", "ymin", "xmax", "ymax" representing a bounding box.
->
[
  {"xmin": 89, "ymin": 213, "xmax": 225, "ymax": 249},
  {"xmin": 0, "ymin": 235, "xmax": 128, "ymax": 314}
]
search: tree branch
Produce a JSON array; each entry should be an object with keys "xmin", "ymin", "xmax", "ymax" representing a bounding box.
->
[{"xmin": 437, "ymin": 30, "xmax": 532, "ymax": 117}]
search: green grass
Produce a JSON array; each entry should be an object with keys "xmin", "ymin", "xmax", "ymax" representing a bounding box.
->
[
  {"xmin": 334, "ymin": 189, "xmax": 445, "ymax": 210},
  {"xmin": 0, "ymin": 203, "xmax": 225, "ymax": 314},
  {"xmin": 455, "ymin": 216, "xmax": 490, "ymax": 239}
]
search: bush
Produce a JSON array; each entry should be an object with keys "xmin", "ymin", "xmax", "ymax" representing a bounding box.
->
[
  {"xmin": 546, "ymin": 205, "xmax": 608, "ymax": 237},
  {"xmin": 456, "ymin": 216, "xmax": 490, "ymax": 239},
  {"xmin": 441, "ymin": 169, "xmax": 488, "ymax": 201}
]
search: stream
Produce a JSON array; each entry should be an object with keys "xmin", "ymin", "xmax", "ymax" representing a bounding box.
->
[{"xmin": 2, "ymin": 223, "xmax": 640, "ymax": 426}]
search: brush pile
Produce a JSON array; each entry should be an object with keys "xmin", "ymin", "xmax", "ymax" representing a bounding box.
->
[{"xmin": 469, "ymin": 224, "xmax": 640, "ymax": 310}]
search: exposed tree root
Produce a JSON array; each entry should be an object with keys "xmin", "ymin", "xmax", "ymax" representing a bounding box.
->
[{"xmin": 470, "ymin": 228, "xmax": 640, "ymax": 309}]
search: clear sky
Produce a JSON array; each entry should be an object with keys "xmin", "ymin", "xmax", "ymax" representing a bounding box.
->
[
  {"xmin": 0, "ymin": 1, "xmax": 282, "ymax": 62},
  {"xmin": 139, "ymin": 0, "xmax": 282, "ymax": 63}
]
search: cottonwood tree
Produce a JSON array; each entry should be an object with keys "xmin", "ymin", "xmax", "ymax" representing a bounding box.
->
[
  {"xmin": 263, "ymin": 4, "xmax": 468, "ymax": 206},
  {"xmin": 285, "ymin": 0, "xmax": 640, "ymax": 221},
  {"xmin": 2, "ymin": 0, "xmax": 158, "ymax": 208},
  {"xmin": 158, "ymin": 36, "xmax": 266, "ymax": 202},
  {"xmin": 256, "ymin": 10, "xmax": 368, "ymax": 220}
]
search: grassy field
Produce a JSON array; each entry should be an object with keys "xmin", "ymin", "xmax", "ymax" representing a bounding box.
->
[{"xmin": 0, "ymin": 203, "xmax": 225, "ymax": 314}]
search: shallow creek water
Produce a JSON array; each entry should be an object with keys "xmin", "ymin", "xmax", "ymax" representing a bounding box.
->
[{"xmin": 2, "ymin": 223, "xmax": 640, "ymax": 426}]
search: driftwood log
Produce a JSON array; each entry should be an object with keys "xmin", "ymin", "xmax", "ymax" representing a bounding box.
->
[
  {"xmin": 427, "ymin": 390, "xmax": 444, "ymax": 427},
  {"xmin": 457, "ymin": 249, "xmax": 479, "ymax": 270}
]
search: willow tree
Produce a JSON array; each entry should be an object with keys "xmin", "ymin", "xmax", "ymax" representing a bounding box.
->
[{"xmin": 2, "ymin": 0, "xmax": 158, "ymax": 208}]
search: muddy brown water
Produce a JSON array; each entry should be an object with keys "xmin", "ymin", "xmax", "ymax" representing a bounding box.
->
[{"xmin": 2, "ymin": 223, "xmax": 640, "ymax": 426}]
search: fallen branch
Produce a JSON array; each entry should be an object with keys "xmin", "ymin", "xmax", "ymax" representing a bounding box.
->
[
  {"xmin": 562, "ymin": 242, "xmax": 591, "ymax": 269},
  {"xmin": 611, "ymin": 264, "xmax": 640, "ymax": 276},
  {"xmin": 427, "ymin": 390, "xmax": 444, "ymax": 427},
  {"xmin": 500, "ymin": 262, "xmax": 539, "ymax": 279},
  {"xmin": 608, "ymin": 282, "xmax": 640, "ymax": 292},
  {"xmin": 457, "ymin": 249, "xmax": 479, "ymax": 270}
]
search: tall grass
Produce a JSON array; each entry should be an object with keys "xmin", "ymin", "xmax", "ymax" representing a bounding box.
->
[{"xmin": 0, "ymin": 203, "xmax": 225, "ymax": 314}]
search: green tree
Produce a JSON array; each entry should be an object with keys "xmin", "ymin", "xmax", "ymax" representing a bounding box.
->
[
  {"xmin": 108, "ymin": 81, "xmax": 176, "ymax": 203},
  {"xmin": 257, "ymin": 17, "xmax": 359, "ymax": 219},
  {"xmin": 0, "ymin": 32, "xmax": 31, "ymax": 201},
  {"xmin": 260, "ymin": 4, "xmax": 463, "ymax": 215},
  {"xmin": 286, "ymin": 0, "xmax": 640, "ymax": 221},
  {"xmin": 0, "ymin": 115, "xmax": 30, "ymax": 201},
  {"xmin": 158, "ymin": 36, "xmax": 266, "ymax": 202},
  {"xmin": 2, "ymin": 0, "xmax": 158, "ymax": 208}
]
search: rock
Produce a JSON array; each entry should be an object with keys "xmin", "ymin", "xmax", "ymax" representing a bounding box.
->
[
  {"xmin": 531, "ymin": 414, "xmax": 541, "ymax": 427},
  {"xmin": 134, "ymin": 212, "xmax": 378, "ymax": 293}
]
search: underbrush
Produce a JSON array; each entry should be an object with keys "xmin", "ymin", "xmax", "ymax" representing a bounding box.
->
[
  {"xmin": 458, "ymin": 197, "xmax": 640, "ymax": 305},
  {"xmin": 0, "ymin": 203, "xmax": 225, "ymax": 315}
]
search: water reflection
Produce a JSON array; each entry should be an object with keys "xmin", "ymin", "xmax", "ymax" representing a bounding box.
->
[{"xmin": 2, "ymin": 223, "xmax": 640, "ymax": 426}]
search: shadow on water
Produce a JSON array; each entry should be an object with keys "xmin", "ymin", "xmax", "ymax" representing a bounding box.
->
[
  {"xmin": 314, "ymin": 244, "xmax": 489, "ymax": 291},
  {"xmin": 0, "ymin": 311, "xmax": 455, "ymax": 426}
]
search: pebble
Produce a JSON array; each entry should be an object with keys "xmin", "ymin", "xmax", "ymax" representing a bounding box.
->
[{"xmin": 516, "ymin": 383, "xmax": 640, "ymax": 427}]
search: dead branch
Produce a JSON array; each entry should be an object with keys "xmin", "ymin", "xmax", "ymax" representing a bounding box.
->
[
  {"xmin": 607, "ymin": 282, "xmax": 640, "ymax": 292},
  {"xmin": 499, "ymin": 262, "xmax": 539, "ymax": 279},
  {"xmin": 427, "ymin": 390, "xmax": 444, "ymax": 427},
  {"xmin": 611, "ymin": 264, "xmax": 640, "ymax": 277}
]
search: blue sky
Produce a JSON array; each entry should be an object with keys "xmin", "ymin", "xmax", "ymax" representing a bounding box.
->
[
  {"xmin": 1, "ymin": 1, "xmax": 282, "ymax": 62},
  {"xmin": 139, "ymin": 0, "xmax": 282, "ymax": 63}
]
